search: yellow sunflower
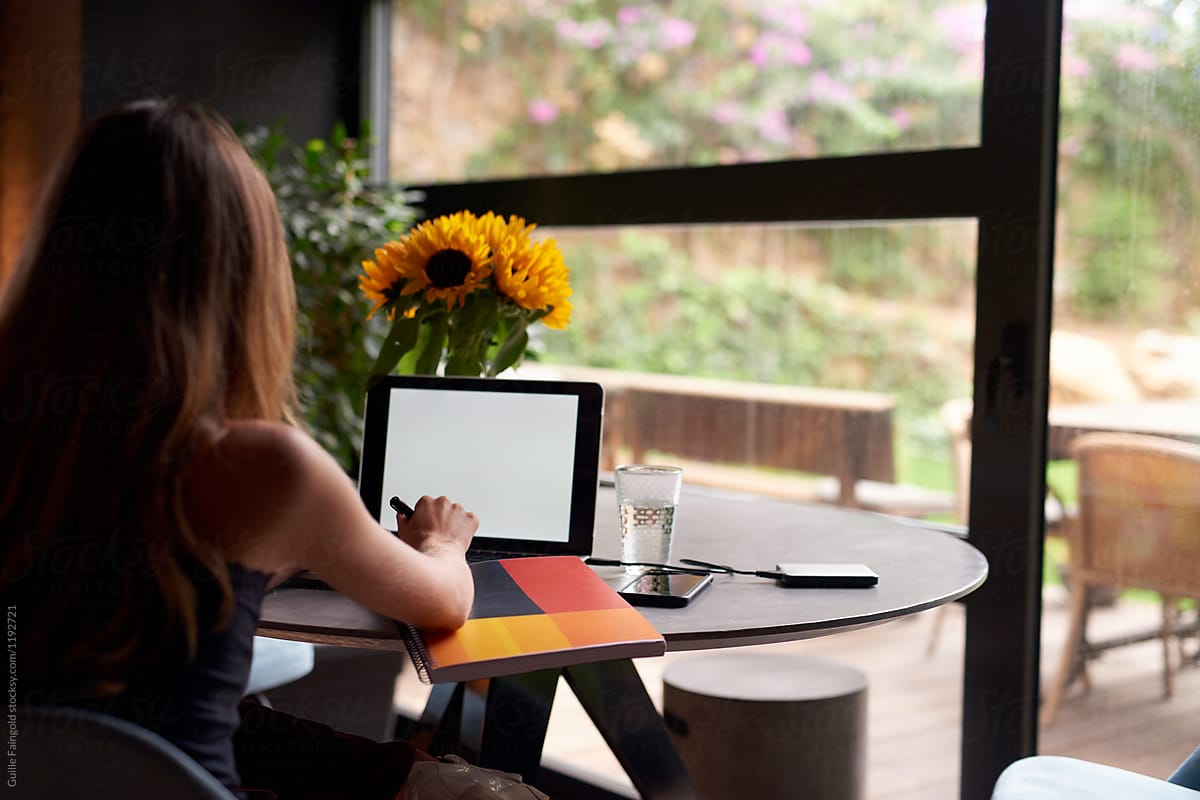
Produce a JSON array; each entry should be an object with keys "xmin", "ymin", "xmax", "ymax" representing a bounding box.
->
[
  {"xmin": 478, "ymin": 211, "xmax": 537, "ymax": 253},
  {"xmin": 363, "ymin": 212, "xmax": 493, "ymax": 313},
  {"xmin": 360, "ymin": 240, "xmax": 408, "ymax": 320},
  {"xmin": 491, "ymin": 236, "xmax": 573, "ymax": 330}
]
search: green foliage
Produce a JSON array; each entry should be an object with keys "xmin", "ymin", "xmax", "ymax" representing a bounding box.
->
[
  {"xmin": 395, "ymin": 1, "xmax": 1200, "ymax": 325},
  {"xmin": 814, "ymin": 224, "xmax": 974, "ymax": 303},
  {"xmin": 1069, "ymin": 187, "xmax": 1174, "ymax": 319},
  {"xmin": 538, "ymin": 230, "xmax": 951, "ymax": 414},
  {"xmin": 1058, "ymin": 4, "xmax": 1200, "ymax": 321},
  {"xmin": 242, "ymin": 124, "xmax": 420, "ymax": 472},
  {"xmin": 367, "ymin": 290, "xmax": 546, "ymax": 383},
  {"xmin": 1046, "ymin": 459, "xmax": 1078, "ymax": 511},
  {"xmin": 821, "ymin": 226, "xmax": 924, "ymax": 297}
]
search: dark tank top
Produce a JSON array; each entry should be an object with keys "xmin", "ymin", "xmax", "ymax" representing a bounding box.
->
[
  {"xmin": 144, "ymin": 562, "xmax": 269, "ymax": 787},
  {"xmin": 68, "ymin": 562, "xmax": 269, "ymax": 788}
]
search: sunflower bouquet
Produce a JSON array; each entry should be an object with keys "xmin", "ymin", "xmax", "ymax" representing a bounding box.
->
[{"xmin": 359, "ymin": 210, "xmax": 572, "ymax": 381}]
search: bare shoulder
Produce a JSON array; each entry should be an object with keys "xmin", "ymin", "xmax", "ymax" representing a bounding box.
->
[
  {"xmin": 196, "ymin": 423, "xmax": 477, "ymax": 629},
  {"xmin": 188, "ymin": 420, "xmax": 347, "ymax": 575},
  {"xmin": 211, "ymin": 420, "xmax": 334, "ymax": 476},
  {"xmin": 194, "ymin": 421, "xmax": 329, "ymax": 508}
]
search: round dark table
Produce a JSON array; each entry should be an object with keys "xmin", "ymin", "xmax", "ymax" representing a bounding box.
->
[
  {"xmin": 257, "ymin": 484, "xmax": 987, "ymax": 800},
  {"xmin": 588, "ymin": 484, "xmax": 987, "ymax": 649}
]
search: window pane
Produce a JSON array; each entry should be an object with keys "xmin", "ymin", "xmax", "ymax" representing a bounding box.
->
[
  {"xmin": 388, "ymin": 1, "xmax": 983, "ymax": 183},
  {"xmin": 512, "ymin": 220, "xmax": 976, "ymax": 796},
  {"xmin": 384, "ymin": 218, "xmax": 978, "ymax": 797},
  {"xmin": 1042, "ymin": 0, "xmax": 1200, "ymax": 773}
]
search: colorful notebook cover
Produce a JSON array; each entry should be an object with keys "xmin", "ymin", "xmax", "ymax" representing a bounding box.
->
[{"xmin": 400, "ymin": 556, "xmax": 666, "ymax": 684}]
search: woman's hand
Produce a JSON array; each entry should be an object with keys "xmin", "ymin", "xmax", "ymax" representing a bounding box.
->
[{"xmin": 396, "ymin": 495, "xmax": 478, "ymax": 557}]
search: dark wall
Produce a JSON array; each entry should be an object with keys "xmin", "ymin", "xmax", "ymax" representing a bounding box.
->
[{"xmin": 82, "ymin": 0, "xmax": 363, "ymax": 141}]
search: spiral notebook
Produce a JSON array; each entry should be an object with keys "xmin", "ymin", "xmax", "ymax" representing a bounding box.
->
[{"xmin": 398, "ymin": 556, "xmax": 666, "ymax": 684}]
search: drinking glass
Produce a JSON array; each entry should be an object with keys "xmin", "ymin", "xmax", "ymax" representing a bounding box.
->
[{"xmin": 615, "ymin": 465, "xmax": 683, "ymax": 574}]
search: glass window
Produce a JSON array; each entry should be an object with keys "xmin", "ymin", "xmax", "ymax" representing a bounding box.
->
[
  {"xmin": 387, "ymin": 218, "xmax": 979, "ymax": 796},
  {"xmin": 524, "ymin": 220, "xmax": 976, "ymax": 521},
  {"xmin": 388, "ymin": 0, "xmax": 984, "ymax": 183},
  {"xmin": 1041, "ymin": 0, "xmax": 1200, "ymax": 774}
]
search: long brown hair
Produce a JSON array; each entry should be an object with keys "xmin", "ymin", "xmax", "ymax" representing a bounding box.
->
[{"xmin": 0, "ymin": 99, "xmax": 296, "ymax": 697}]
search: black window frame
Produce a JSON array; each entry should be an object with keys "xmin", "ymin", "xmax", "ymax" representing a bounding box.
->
[{"xmin": 370, "ymin": 2, "xmax": 1062, "ymax": 797}]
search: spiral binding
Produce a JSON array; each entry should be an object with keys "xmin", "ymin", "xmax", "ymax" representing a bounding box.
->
[{"xmin": 397, "ymin": 622, "xmax": 434, "ymax": 685}]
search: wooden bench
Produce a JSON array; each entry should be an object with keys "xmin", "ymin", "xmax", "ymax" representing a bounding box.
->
[{"xmin": 553, "ymin": 366, "xmax": 950, "ymax": 514}]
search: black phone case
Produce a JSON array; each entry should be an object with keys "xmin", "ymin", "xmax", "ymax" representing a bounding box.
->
[
  {"xmin": 618, "ymin": 572, "xmax": 712, "ymax": 607},
  {"xmin": 618, "ymin": 590, "xmax": 692, "ymax": 608}
]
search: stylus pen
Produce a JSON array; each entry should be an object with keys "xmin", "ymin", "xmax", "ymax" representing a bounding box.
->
[{"xmin": 389, "ymin": 496, "xmax": 414, "ymax": 519}]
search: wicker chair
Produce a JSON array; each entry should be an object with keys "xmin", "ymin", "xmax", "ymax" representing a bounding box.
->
[{"xmin": 1040, "ymin": 433, "xmax": 1200, "ymax": 727}]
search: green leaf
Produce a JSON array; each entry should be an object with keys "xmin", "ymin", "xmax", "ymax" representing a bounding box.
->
[
  {"xmin": 453, "ymin": 293, "xmax": 500, "ymax": 347},
  {"xmin": 444, "ymin": 347, "xmax": 482, "ymax": 376},
  {"xmin": 489, "ymin": 319, "xmax": 529, "ymax": 377},
  {"xmin": 440, "ymin": 293, "xmax": 504, "ymax": 377},
  {"xmin": 414, "ymin": 313, "xmax": 448, "ymax": 375},
  {"xmin": 331, "ymin": 122, "xmax": 348, "ymax": 149},
  {"xmin": 366, "ymin": 313, "xmax": 421, "ymax": 391}
]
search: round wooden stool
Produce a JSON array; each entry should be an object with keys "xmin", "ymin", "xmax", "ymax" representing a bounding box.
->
[{"xmin": 663, "ymin": 653, "xmax": 868, "ymax": 800}]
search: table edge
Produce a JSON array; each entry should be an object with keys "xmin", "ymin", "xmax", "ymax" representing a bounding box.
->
[{"xmin": 660, "ymin": 568, "xmax": 986, "ymax": 651}]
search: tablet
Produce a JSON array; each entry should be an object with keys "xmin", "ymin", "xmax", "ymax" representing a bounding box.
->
[{"xmin": 357, "ymin": 375, "xmax": 604, "ymax": 558}]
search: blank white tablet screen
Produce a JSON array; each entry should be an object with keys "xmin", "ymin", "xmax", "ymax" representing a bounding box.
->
[{"xmin": 377, "ymin": 387, "xmax": 579, "ymax": 543}]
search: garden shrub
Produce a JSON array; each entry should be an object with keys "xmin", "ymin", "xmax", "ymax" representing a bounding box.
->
[{"xmin": 243, "ymin": 125, "xmax": 420, "ymax": 473}]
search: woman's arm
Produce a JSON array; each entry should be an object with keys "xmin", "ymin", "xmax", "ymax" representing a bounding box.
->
[{"xmin": 192, "ymin": 421, "xmax": 477, "ymax": 631}]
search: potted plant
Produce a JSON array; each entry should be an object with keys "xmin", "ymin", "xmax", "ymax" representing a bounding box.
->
[{"xmin": 243, "ymin": 124, "xmax": 420, "ymax": 473}]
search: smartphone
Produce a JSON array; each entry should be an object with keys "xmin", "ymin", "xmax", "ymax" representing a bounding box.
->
[{"xmin": 618, "ymin": 571, "xmax": 713, "ymax": 608}]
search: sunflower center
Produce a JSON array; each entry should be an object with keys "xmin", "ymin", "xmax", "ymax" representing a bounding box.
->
[{"xmin": 425, "ymin": 249, "xmax": 473, "ymax": 288}]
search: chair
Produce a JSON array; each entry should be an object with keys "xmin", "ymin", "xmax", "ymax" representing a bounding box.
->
[
  {"xmin": 19, "ymin": 705, "xmax": 235, "ymax": 799},
  {"xmin": 247, "ymin": 637, "xmax": 406, "ymax": 740},
  {"xmin": 938, "ymin": 398, "xmax": 1073, "ymax": 530},
  {"xmin": 245, "ymin": 636, "xmax": 315, "ymax": 696},
  {"xmin": 269, "ymin": 645, "xmax": 410, "ymax": 740},
  {"xmin": 993, "ymin": 752, "xmax": 1200, "ymax": 799},
  {"xmin": 922, "ymin": 400, "xmax": 972, "ymax": 655},
  {"xmin": 1040, "ymin": 433, "xmax": 1200, "ymax": 727}
]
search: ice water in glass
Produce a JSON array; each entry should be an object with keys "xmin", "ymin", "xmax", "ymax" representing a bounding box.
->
[{"xmin": 615, "ymin": 465, "xmax": 682, "ymax": 574}]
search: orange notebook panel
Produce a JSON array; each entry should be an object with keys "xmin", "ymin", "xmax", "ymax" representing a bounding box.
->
[{"xmin": 400, "ymin": 556, "xmax": 665, "ymax": 683}]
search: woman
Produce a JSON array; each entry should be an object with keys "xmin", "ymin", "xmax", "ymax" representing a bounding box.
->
[{"xmin": 0, "ymin": 100, "xmax": 545, "ymax": 799}]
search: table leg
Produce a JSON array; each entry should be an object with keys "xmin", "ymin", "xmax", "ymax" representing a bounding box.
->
[
  {"xmin": 413, "ymin": 682, "xmax": 468, "ymax": 757},
  {"xmin": 415, "ymin": 662, "xmax": 697, "ymax": 799},
  {"xmin": 563, "ymin": 660, "xmax": 698, "ymax": 800},
  {"xmin": 478, "ymin": 669, "xmax": 560, "ymax": 782}
]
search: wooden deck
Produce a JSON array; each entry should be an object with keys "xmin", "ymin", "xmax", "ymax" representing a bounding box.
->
[{"xmin": 395, "ymin": 584, "xmax": 1200, "ymax": 799}]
